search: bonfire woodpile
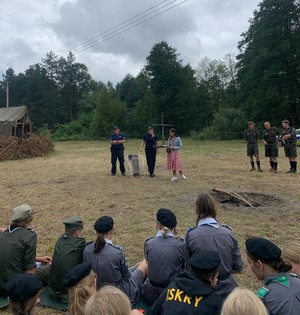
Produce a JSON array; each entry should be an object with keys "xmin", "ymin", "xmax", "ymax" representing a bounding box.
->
[{"xmin": 0, "ymin": 135, "xmax": 54, "ymax": 160}]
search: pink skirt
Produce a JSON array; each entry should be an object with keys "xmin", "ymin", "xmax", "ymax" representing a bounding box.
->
[{"xmin": 167, "ymin": 150, "xmax": 182, "ymax": 172}]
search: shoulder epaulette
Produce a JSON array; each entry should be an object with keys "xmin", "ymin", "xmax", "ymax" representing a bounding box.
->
[
  {"xmin": 113, "ymin": 245, "xmax": 123, "ymax": 251},
  {"xmin": 290, "ymin": 272, "xmax": 299, "ymax": 278},
  {"xmin": 27, "ymin": 228, "xmax": 36, "ymax": 233},
  {"xmin": 256, "ymin": 286, "xmax": 269, "ymax": 298},
  {"xmin": 222, "ymin": 224, "xmax": 232, "ymax": 231}
]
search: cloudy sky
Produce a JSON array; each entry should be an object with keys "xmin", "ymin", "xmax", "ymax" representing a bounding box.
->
[{"xmin": 1, "ymin": 0, "xmax": 261, "ymax": 84}]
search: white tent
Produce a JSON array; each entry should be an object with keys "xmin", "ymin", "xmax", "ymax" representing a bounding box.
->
[{"xmin": 0, "ymin": 105, "xmax": 32, "ymax": 138}]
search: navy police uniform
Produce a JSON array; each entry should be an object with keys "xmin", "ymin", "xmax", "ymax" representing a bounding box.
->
[
  {"xmin": 186, "ymin": 218, "xmax": 243, "ymax": 300},
  {"xmin": 143, "ymin": 132, "xmax": 158, "ymax": 176},
  {"xmin": 146, "ymin": 251, "xmax": 223, "ymax": 315},
  {"xmin": 246, "ymin": 237, "xmax": 300, "ymax": 315},
  {"xmin": 142, "ymin": 231, "xmax": 185, "ymax": 305},
  {"xmin": 109, "ymin": 129, "xmax": 126, "ymax": 175}
]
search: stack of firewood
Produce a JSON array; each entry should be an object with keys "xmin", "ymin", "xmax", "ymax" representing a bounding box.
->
[{"xmin": 0, "ymin": 135, "xmax": 54, "ymax": 160}]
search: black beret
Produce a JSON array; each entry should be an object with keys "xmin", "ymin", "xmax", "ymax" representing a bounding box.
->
[
  {"xmin": 156, "ymin": 208, "xmax": 177, "ymax": 228},
  {"xmin": 64, "ymin": 262, "xmax": 92, "ymax": 288},
  {"xmin": 245, "ymin": 237, "xmax": 281, "ymax": 261},
  {"xmin": 5, "ymin": 273, "xmax": 42, "ymax": 303},
  {"xmin": 188, "ymin": 251, "xmax": 221, "ymax": 273},
  {"xmin": 94, "ymin": 216, "xmax": 114, "ymax": 234}
]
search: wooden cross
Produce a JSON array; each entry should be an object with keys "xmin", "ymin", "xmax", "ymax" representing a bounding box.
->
[{"xmin": 153, "ymin": 112, "xmax": 173, "ymax": 145}]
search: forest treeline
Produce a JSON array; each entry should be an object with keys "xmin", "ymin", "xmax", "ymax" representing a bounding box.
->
[{"xmin": 0, "ymin": 0, "xmax": 299, "ymax": 140}]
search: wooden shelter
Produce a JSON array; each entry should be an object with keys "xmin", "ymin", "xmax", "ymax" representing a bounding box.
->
[{"xmin": 0, "ymin": 105, "xmax": 32, "ymax": 139}]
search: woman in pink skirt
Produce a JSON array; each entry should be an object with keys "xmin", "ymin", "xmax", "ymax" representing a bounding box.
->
[{"xmin": 167, "ymin": 128, "xmax": 187, "ymax": 181}]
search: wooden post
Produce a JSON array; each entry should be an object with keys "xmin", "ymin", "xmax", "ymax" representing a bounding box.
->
[{"xmin": 153, "ymin": 112, "xmax": 173, "ymax": 145}]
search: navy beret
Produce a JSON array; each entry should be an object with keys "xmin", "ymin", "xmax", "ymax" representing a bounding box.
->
[
  {"xmin": 156, "ymin": 208, "xmax": 177, "ymax": 228},
  {"xmin": 64, "ymin": 262, "xmax": 92, "ymax": 288},
  {"xmin": 94, "ymin": 216, "xmax": 114, "ymax": 234},
  {"xmin": 246, "ymin": 237, "xmax": 281, "ymax": 261},
  {"xmin": 5, "ymin": 273, "xmax": 42, "ymax": 303},
  {"xmin": 188, "ymin": 251, "xmax": 221, "ymax": 273}
]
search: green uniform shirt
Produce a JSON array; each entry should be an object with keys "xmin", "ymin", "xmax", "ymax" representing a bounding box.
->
[
  {"xmin": 48, "ymin": 235, "xmax": 86, "ymax": 293},
  {"xmin": 0, "ymin": 226, "xmax": 37, "ymax": 294}
]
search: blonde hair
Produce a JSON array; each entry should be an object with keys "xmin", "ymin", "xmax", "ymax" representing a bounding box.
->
[
  {"xmin": 158, "ymin": 224, "xmax": 178, "ymax": 237},
  {"xmin": 85, "ymin": 286, "xmax": 131, "ymax": 315},
  {"xmin": 283, "ymin": 241, "xmax": 300, "ymax": 264},
  {"xmin": 68, "ymin": 271, "xmax": 96, "ymax": 315},
  {"xmin": 9, "ymin": 295, "xmax": 38, "ymax": 315},
  {"xmin": 221, "ymin": 288, "xmax": 268, "ymax": 315}
]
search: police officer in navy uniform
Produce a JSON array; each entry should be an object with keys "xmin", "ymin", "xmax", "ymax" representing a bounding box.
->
[
  {"xmin": 185, "ymin": 192, "xmax": 243, "ymax": 301},
  {"xmin": 83, "ymin": 216, "xmax": 148, "ymax": 304},
  {"xmin": 142, "ymin": 208, "xmax": 185, "ymax": 305},
  {"xmin": 146, "ymin": 251, "xmax": 223, "ymax": 315},
  {"xmin": 140, "ymin": 127, "xmax": 159, "ymax": 177},
  {"xmin": 246, "ymin": 237, "xmax": 300, "ymax": 315},
  {"xmin": 109, "ymin": 126, "xmax": 126, "ymax": 176},
  {"xmin": 281, "ymin": 120, "xmax": 297, "ymax": 173}
]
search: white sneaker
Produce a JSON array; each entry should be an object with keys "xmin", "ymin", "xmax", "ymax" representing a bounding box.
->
[
  {"xmin": 171, "ymin": 176, "xmax": 177, "ymax": 181},
  {"xmin": 181, "ymin": 174, "xmax": 187, "ymax": 180}
]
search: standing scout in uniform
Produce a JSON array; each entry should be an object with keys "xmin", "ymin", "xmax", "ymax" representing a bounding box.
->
[
  {"xmin": 109, "ymin": 126, "xmax": 126, "ymax": 176},
  {"xmin": 246, "ymin": 237, "xmax": 300, "ymax": 315},
  {"xmin": 185, "ymin": 193, "xmax": 243, "ymax": 301},
  {"xmin": 83, "ymin": 216, "xmax": 148, "ymax": 304},
  {"xmin": 146, "ymin": 251, "xmax": 223, "ymax": 315},
  {"xmin": 245, "ymin": 121, "xmax": 262, "ymax": 172},
  {"xmin": 282, "ymin": 120, "xmax": 297, "ymax": 173},
  {"xmin": 48, "ymin": 216, "xmax": 86, "ymax": 303},
  {"xmin": 140, "ymin": 127, "xmax": 159, "ymax": 177},
  {"xmin": 262, "ymin": 121, "xmax": 280, "ymax": 172},
  {"xmin": 0, "ymin": 204, "xmax": 51, "ymax": 296},
  {"xmin": 142, "ymin": 208, "xmax": 185, "ymax": 305},
  {"xmin": 167, "ymin": 128, "xmax": 186, "ymax": 181}
]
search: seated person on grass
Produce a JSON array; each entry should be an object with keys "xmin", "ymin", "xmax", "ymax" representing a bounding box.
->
[
  {"xmin": 0, "ymin": 204, "xmax": 51, "ymax": 296},
  {"xmin": 5, "ymin": 273, "xmax": 43, "ymax": 315},
  {"xmin": 64, "ymin": 262, "xmax": 97, "ymax": 315},
  {"xmin": 48, "ymin": 216, "xmax": 86, "ymax": 303}
]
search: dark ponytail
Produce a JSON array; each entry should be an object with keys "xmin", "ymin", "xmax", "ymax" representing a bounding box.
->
[
  {"xmin": 268, "ymin": 257, "xmax": 292, "ymax": 273},
  {"xmin": 93, "ymin": 233, "xmax": 105, "ymax": 254}
]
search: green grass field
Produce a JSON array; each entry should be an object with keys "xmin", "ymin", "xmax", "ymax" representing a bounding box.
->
[{"xmin": 0, "ymin": 139, "xmax": 299, "ymax": 314}]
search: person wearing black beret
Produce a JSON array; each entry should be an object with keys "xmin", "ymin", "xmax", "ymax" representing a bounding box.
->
[
  {"xmin": 5, "ymin": 273, "xmax": 42, "ymax": 315},
  {"xmin": 146, "ymin": 251, "xmax": 223, "ymax": 315},
  {"xmin": 246, "ymin": 237, "xmax": 300, "ymax": 315},
  {"xmin": 185, "ymin": 192, "xmax": 243, "ymax": 301},
  {"xmin": 64, "ymin": 262, "xmax": 96, "ymax": 315},
  {"xmin": 83, "ymin": 216, "xmax": 148, "ymax": 304},
  {"xmin": 142, "ymin": 208, "xmax": 185, "ymax": 305}
]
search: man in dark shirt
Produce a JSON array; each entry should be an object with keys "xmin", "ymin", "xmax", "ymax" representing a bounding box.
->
[
  {"xmin": 48, "ymin": 216, "xmax": 86, "ymax": 303},
  {"xmin": 262, "ymin": 121, "xmax": 280, "ymax": 172},
  {"xmin": 109, "ymin": 126, "xmax": 126, "ymax": 176},
  {"xmin": 282, "ymin": 120, "xmax": 297, "ymax": 173},
  {"xmin": 245, "ymin": 121, "xmax": 262, "ymax": 172}
]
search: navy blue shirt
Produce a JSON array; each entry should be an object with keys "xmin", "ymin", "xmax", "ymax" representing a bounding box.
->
[
  {"xmin": 143, "ymin": 133, "xmax": 158, "ymax": 149},
  {"xmin": 110, "ymin": 133, "xmax": 125, "ymax": 150}
]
